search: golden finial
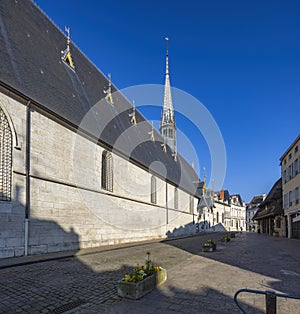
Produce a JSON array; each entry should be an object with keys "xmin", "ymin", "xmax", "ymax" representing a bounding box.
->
[
  {"xmin": 130, "ymin": 100, "xmax": 137, "ymax": 125},
  {"xmin": 202, "ymin": 167, "xmax": 207, "ymax": 193},
  {"xmin": 61, "ymin": 26, "xmax": 75, "ymax": 69},
  {"xmin": 148, "ymin": 122, "xmax": 155, "ymax": 141}
]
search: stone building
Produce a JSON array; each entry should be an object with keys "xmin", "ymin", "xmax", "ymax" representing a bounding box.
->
[
  {"xmin": 253, "ymin": 179, "xmax": 285, "ymax": 237},
  {"xmin": 280, "ymin": 134, "xmax": 300, "ymax": 238},
  {"xmin": 197, "ymin": 189, "xmax": 246, "ymax": 232},
  {"xmin": 0, "ymin": 1, "xmax": 200, "ymax": 258},
  {"xmin": 246, "ymin": 195, "xmax": 265, "ymax": 232}
]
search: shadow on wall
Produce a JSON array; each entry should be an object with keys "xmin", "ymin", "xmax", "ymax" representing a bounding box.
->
[
  {"xmin": 166, "ymin": 221, "xmax": 228, "ymax": 238},
  {"xmin": 28, "ymin": 219, "xmax": 80, "ymax": 255},
  {"xmin": 166, "ymin": 221, "xmax": 196, "ymax": 238},
  {"xmin": 213, "ymin": 223, "xmax": 227, "ymax": 232},
  {"xmin": 0, "ymin": 183, "xmax": 80, "ymax": 258}
]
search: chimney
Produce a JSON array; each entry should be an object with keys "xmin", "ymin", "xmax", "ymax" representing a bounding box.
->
[{"xmin": 220, "ymin": 190, "xmax": 224, "ymax": 200}]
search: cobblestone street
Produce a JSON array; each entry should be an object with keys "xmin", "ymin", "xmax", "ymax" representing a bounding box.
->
[{"xmin": 0, "ymin": 232, "xmax": 300, "ymax": 313}]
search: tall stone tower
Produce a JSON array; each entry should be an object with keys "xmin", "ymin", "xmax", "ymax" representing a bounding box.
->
[{"xmin": 160, "ymin": 37, "xmax": 176, "ymax": 154}]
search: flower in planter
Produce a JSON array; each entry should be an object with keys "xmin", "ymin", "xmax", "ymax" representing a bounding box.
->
[
  {"xmin": 221, "ymin": 235, "xmax": 230, "ymax": 242},
  {"xmin": 122, "ymin": 252, "xmax": 162, "ymax": 283},
  {"xmin": 203, "ymin": 239, "xmax": 215, "ymax": 247}
]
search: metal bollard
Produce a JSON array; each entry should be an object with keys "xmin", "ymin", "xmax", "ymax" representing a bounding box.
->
[{"xmin": 265, "ymin": 290, "xmax": 277, "ymax": 314}]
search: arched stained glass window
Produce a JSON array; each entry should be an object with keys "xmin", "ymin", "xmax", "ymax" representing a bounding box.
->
[
  {"xmin": 101, "ymin": 151, "xmax": 113, "ymax": 192},
  {"xmin": 0, "ymin": 107, "xmax": 12, "ymax": 201},
  {"xmin": 174, "ymin": 187, "xmax": 178, "ymax": 209},
  {"xmin": 151, "ymin": 175, "xmax": 157, "ymax": 204}
]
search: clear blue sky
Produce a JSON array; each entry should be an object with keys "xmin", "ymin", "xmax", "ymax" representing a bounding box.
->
[{"xmin": 35, "ymin": 0, "xmax": 300, "ymax": 203}]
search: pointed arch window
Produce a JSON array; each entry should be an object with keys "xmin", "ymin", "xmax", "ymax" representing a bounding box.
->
[
  {"xmin": 174, "ymin": 187, "xmax": 178, "ymax": 209},
  {"xmin": 101, "ymin": 151, "xmax": 113, "ymax": 192},
  {"xmin": 151, "ymin": 176, "xmax": 157, "ymax": 204},
  {"xmin": 0, "ymin": 107, "xmax": 12, "ymax": 201}
]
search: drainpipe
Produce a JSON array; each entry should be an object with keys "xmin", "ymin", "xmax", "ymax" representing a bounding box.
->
[
  {"xmin": 166, "ymin": 182, "xmax": 168, "ymax": 227},
  {"xmin": 25, "ymin": 101, "xmax": 31, "ymax": 256}
]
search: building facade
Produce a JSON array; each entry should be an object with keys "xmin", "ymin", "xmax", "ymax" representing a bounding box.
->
[
  {"xmin": 0, "ymin": 1, "xmax": 199, "ymax": 258},
  {"xmin": 253, "ymin": 179, "xmax": 285, "ymax": 237},
  {"xmin": 246, "ymin": 195, "xmax": 265, "ymax": 232},
  {"xmin": 280, "ymin": 135, "xmax": 300, "ymax": 238},
  {"xmin": 197, "ymin": 189, "xmax": 246, "ymax": 232}
]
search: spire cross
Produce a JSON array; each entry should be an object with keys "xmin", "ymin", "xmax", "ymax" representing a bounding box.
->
[{"xmin": 165, "ymin": 37, "xmax": 169, "ymax": 56}]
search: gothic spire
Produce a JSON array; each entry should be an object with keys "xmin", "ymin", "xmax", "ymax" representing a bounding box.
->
[
  {"xmin": 162, "ymin": 37, "xmax": 175, "ymax": 123},
  {"xmin": 160, "ymin": 37, "xmax": 176, "ymax": 154}
]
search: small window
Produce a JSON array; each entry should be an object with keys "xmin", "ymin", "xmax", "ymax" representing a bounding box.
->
[
  {"xmin": 101, "ymin": 151, "xmax": 113, "ymax": 192},
  {"xmin": 283, "ymin": 193, "xmax": 288, "ymax": 208},
  {"xmin": 216, "ymin": 212, "xmax": 219, "ymax": 223},
  {"xmin": 151, "ymin": 176, "xmax": 157, "ymax": 204},
  {"xmin": 295, "ymin": 187, "xmax": 299, "ymax": 205},
  {"xmin": 295, "ymin": 146, "xmax": 298, "ymax": 153},
  {"xmin": 289, "ymin": 153, "xmax": 292, "ymax": 160},
  {"xmin": 289, "ymin": 190, "xmax": 293, "ymax": 207},
  {"xmin": 284, "ymin": 170, "xmax": 287, "ymax": 183}
]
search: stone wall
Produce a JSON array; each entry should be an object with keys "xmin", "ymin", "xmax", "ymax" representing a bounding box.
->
[{"xmin": 0, "ymin": 91, "xmax": 198, "ymax": 258}]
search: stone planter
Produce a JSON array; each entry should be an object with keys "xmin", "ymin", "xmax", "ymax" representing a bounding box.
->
[
  {"xmin": 117, "ymin": 268, "xmax": 167, "ymax": 299},
  {"xmin": 202, "ymin": 243, "xmax": 216, "ymax": 252},
  {"xmin": 221, "ymin": 237, "xmax": 230, "ymax": 243}
]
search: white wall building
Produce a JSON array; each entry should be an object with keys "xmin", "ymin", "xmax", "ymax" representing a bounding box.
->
[
  {"xmin": 280, "ymin": 134, "xmax": 300, "ymax": 238},
  {"xmin": 0, "ymin": 1, "xmax": 200, "ymax": 258},
  {"xmin": 246, "ymin": 195, "xmax": 265, "ymax": 232}
]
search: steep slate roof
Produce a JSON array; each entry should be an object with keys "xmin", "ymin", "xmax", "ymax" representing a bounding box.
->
[
  {"xmin": 248, "ymin": 195, "xmax": 264, "ymax": 206},
  {"xmin": 0, "ymin": 0, "xmax": 200, "ymax": 196},
  {"xmin": 231, "ymin": 194, "xmax": 243, "ymax": 206},
  {"xmin": 253, "ymin": 178, "xmax": 283, "ymax": 220}
]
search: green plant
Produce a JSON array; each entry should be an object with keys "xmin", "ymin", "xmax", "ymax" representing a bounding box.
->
[
  {"xmin": 222, "ymin": 235, "xmax": 230, "ymax": 242},
  {"xmin": 203, "ymin": 239, "xmax": 215, "ymax": 246},
  {"xmin": 122, "ymin": 252, "xmax": 162, "ymax": 283}
]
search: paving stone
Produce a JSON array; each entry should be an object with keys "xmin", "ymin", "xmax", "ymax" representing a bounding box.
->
[{"xmin": 0, "ymin": 233, "xmax": 300, "ymax": 313}]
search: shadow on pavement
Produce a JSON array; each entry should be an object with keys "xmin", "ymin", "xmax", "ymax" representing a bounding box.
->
[
  {"xmin": 162, "ymin": 232, "xmax": 300, "ymax": 297},
  {"xmin": 110, "ymin": 284, "xmax": 265, "ymax": 314}
]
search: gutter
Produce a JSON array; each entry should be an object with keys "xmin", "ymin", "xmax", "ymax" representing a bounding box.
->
[{"xmin": 24, "ymin": 101, "xmax": 31, "ymax": 256}]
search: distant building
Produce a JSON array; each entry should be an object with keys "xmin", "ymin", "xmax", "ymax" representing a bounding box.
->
[
  {"xmin": 280, "ymin": 134, "xmax": 300, "ymax": 238},
  {"xmin": 246, "ymin": 195, "xmax": 265, "ymax": 232},
  {"xmin": 214, "ymin": 190, "xmax": 231, "ymax": 230},
  {"xmin": 253, "ymin": 179, "xmax": 285, "ymax": 237},
  {"xmin": 230, "ymin": 194, "xmax": 246, "ymax": 231},
  {"xmin": 197, "ymin": 189, "xmax": 246, "ymax": 232}
]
